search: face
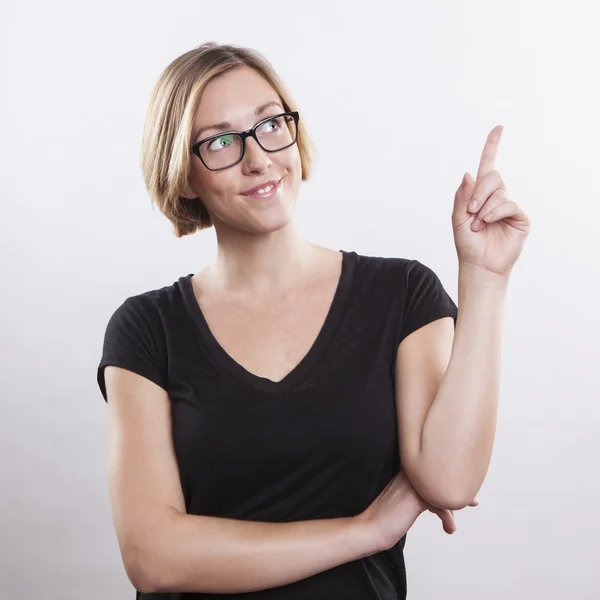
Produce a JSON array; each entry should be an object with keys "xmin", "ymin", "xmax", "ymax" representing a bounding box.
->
[{"xmin": 183, "ymin": 66, "xmax": 302, "ymax": 235}]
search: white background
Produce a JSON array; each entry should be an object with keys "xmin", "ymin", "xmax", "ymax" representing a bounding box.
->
[{"xmin": 2, "ymin": 1, "xmax": 599, "ymax": 598}]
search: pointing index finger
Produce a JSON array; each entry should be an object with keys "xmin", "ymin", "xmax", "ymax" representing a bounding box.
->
[{"xmin": 476, "ymin": 125, "xmax": 504, "ymax": 181}]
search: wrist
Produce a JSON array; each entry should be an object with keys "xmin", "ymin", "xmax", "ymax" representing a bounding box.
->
[
  {"xmin": 407, "ymin": 487, "xmax": 428, "ymax": 516},
  {"xmin": 348, "ymin": 513, "xmax": 384, "ymax": 557},
  {"xmin": 458, "ymin": 261, "xmax": 511, "ymax": 287}
]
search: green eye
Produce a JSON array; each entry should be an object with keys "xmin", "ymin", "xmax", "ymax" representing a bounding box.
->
[{"xmin": 208, "ymin": 135, "xmax": 234, "ymax": 151}]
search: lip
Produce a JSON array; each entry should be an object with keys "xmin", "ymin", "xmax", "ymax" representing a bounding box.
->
[{"xmin": 241, "ymin": 178, "xmax": 282, "ymax": 196}]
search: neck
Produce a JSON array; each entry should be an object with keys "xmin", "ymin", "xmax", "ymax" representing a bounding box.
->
[{"xmin": 207, "ymin": 222, "xmax": 322, "ymax": 295}]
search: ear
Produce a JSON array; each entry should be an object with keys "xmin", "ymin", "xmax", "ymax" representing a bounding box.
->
[{"xmin": 181, "ymin": 181, "xmax": 197, "ymax": 200}]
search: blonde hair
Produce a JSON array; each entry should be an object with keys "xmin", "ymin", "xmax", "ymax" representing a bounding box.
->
[{"xmin": 140, "ymin": 42, "xmax": 316, "ymax": 237}]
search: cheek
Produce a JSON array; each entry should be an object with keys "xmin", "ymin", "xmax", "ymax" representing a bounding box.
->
[
  {"xmin": 196, "ymin": 171, "xmax": 238, "ymax": 201},
  {"xmin": 293, "ymin": 149, "xmax": 303, "ymax": 178},
  {"xmin": 280, "ymin": 147, "xmax": 302, "ymax": 179},
  {"xmin": 293, "ymin": 154, "xmax": 303, "ymax": 183}
]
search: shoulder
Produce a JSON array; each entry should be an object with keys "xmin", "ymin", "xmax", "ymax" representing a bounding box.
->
[
  {"xmin": 347, "ymin": 249, "xmax": 450, "ymax": 290},
  {"xmin": 100, "ymin": 277, "xmax": 187, "ymax": 360},
  {"xmin": 345, "ymin": 250, "xmax": 456, "ymax": 342},
  {"xmin": 97, "ymin": 281, "xmax": 181, "ymax": 402},
  {"xmin": 106, "ymin": 277, "xmax": 184, "ymax": 324},
  {"xmin": 349, "ymin": 250, "xmax": 413, "ymax": 290},
  {"xmin": 395, "ymin": 257, "xmax": 458, "ymax": 344},
  {"xmin": 350, "ymin": 252, "xmax": 451, "ymax": 305}
]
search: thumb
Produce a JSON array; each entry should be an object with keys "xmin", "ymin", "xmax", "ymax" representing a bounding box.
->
[
  {"xmin": 454, "ymin": 172, "xmax": 475, "ymax": 216},
  {"xmin": 462, "ymin": 172, "xmax": 476, "ymax": 204}
]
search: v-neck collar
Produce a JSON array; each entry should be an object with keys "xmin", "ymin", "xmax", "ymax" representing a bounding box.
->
[{"xmin": 178, "ymin": 249, "xmax": 357, "ymax": 393}]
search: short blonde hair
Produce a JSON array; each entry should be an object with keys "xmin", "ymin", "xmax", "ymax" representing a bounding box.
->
[{"xmin": 140, "ymin": 42, "xmax": 316, "ymax": 237}]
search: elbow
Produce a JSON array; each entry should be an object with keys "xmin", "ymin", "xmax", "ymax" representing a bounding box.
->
[
  {"xmin": 122, "ymin": 538, "xmax": 169, "ymax": 594},
  {"xmin": 422, "ymin": 485, "xmax": 477, "ymax": 511},
  {"xmin": 426, "ymin": 493, "xmax": 472, "ymax": 512},
  {"xmin": 405, "ymin": 473, "xmax": 469, "ymax": 513},
  {"xmin": 122, "ymin": 509, "xmax": 184, "ymax": 593},
  {"xmin": 413, "ymin": 480, "xmax": 474, "ymax": 512},
  {"xmin": 407, "ymin": 465, "xmax": 478, "ymax": 511},
  {"xmin": 122, "ymin": 548, "xmax": 155, "ymax": 594},
  {"xmin": 127, "ymin": 547, "xmax": 168, "ymax": 594}
]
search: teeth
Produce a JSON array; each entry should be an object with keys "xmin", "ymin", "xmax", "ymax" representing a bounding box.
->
[{"xmin": 255, "ymin": 183, "xmax": 274, "ymax": 194}]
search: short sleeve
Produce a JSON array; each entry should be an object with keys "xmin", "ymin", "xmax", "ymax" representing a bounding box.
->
[
  {"xmin": 397, "ymin": 259, "xmax": 458, "ymax": 345},
  {"xmin": 96, "ymin": 295, "xmax": 168, "ymax": 402}
]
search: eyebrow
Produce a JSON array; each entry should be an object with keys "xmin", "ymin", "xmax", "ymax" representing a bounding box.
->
[{"xmin": 193, "ymin": 101, "xmax": 284, "ymax": 143}]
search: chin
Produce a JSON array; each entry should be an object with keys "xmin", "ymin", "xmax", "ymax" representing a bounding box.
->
[
  {"xmin": 248, "ymin": 210, "xmax": 294, "ymax": 234},
  {"xmin": 244, "ymin": 190, "xmax": 297, "ymax": 233}
]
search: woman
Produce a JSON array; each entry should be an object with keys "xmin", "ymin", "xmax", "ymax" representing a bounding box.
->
[{"xmin": 97, "ymin": 42, "xmax": 530, "ymax": 599}]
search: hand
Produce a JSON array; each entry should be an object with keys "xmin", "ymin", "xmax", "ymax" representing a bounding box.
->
[
  {"xmin": 420, "ymin": 496, "xmax": 480, "ymax": 535},
  {"xmin": 355, "ymin": 472, "xmax": 469, "ymax": 552},
  {"xmin": 452, "ymin": 126, "xmax": 531, "ymax": 279}
]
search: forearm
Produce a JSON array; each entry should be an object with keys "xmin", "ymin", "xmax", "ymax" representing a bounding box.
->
[
  {"xmin": 139, "ymin": 510, "xmax": 378, "ymax": 594},
  {"xmin": 419, "ymin": 262, "xmax": 509, "ymax": 509}
]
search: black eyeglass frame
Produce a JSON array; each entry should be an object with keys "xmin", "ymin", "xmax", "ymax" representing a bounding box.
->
[{"xmin": 190, "ymin": 111, "xmax": 300, "ymax": 171}]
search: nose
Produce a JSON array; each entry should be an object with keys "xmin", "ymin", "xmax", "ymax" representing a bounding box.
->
[{"xmin": 242, "ymin": 135, "xmax": 271, "ymax": 173}]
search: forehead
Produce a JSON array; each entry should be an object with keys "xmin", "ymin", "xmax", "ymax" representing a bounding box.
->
[{"xmin": 194, "ymin": 66, "xmax": 281, "ymax": 129}]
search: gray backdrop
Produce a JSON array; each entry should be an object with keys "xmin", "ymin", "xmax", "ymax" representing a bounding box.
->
[{"xmin": 2, "ymin": 0, "xmax": 598, "ymax": 598}]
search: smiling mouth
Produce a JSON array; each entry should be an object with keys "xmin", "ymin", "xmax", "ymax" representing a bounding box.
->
[
  {"xmin": 243, "ymin": 177, "xmax": 283, "ymax": 199},
  {"xmin": 256, "ymin": 182, "xmax": 277, "ymax": 193}
]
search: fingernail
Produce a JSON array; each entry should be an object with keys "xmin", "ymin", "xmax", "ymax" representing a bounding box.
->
[
  {"xmin": 469, "ymin": 200, "xmax": 478, "ymax": 211},
  {"xmin": 472, "ymin": 219, "xmax": 481, "ymax": 230}
]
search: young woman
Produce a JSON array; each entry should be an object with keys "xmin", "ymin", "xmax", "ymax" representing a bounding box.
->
[{"xmin": 97, "ymin": 42, "xmax": 530, "ymax": 599}]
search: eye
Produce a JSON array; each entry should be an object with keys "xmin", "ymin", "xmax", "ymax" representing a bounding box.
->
[
  {"xmin": 207, "ymin": 134, "xmax": 235, "ymax": 152},
  {"xmin": 258, "ymin": 117, "xmax": 282, "ymax": 134}
]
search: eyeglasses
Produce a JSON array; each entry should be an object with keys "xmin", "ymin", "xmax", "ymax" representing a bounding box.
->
[{"xmin": 190, "ymin": 111, "xmax": 299, "ymax": 171}]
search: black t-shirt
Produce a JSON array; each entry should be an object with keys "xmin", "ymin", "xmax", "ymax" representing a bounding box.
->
[{"xmin": 97, "ymin": 249, "xmax": 458, "ymax": 600}]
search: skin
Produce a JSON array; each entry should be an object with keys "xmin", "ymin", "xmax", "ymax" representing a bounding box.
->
[
  {"xmin": 180, "ymin": 65, "xmax": 480, "ymax": 534},
  {"xmin": 182, "ymin": 65, "xmax": 336, "ymax": 296}
]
